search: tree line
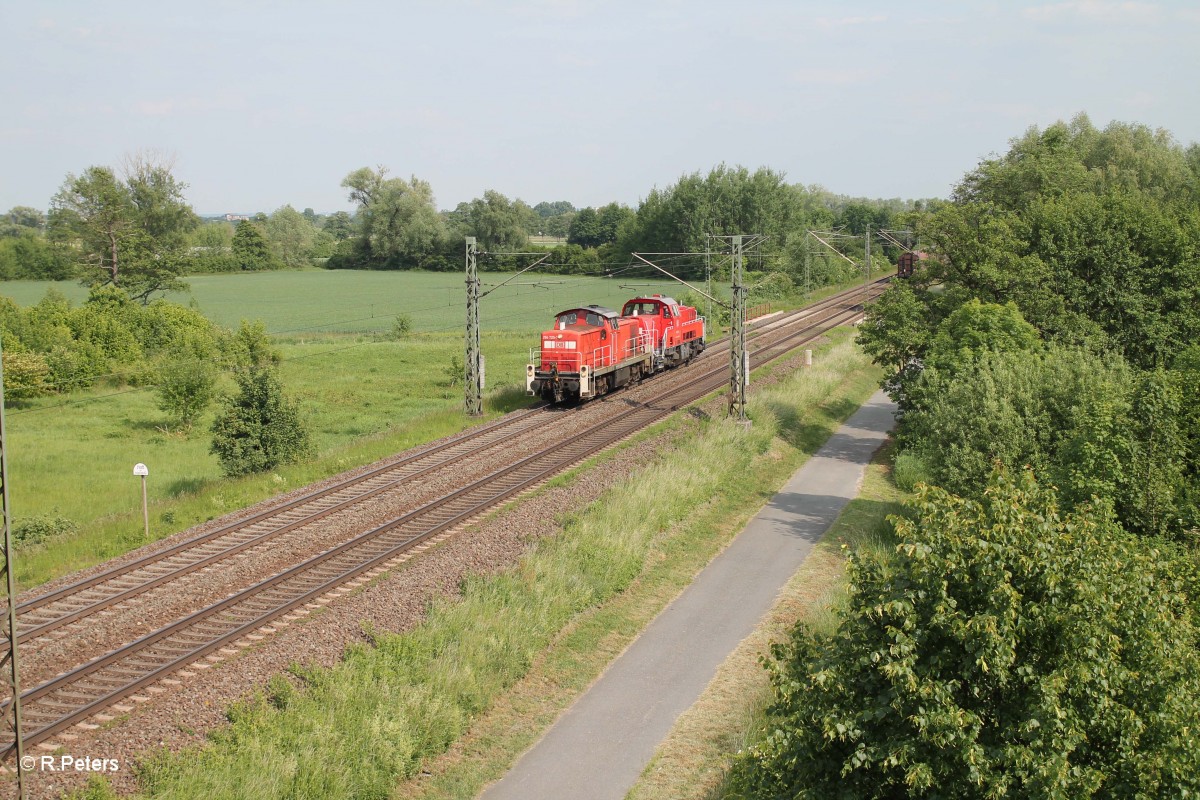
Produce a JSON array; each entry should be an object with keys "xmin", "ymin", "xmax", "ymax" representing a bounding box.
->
[
  {"xmin": 3, "ymin": 158, "xmax": 932, "ymax": 300},
  {"xmin": 732, "ymin": 114, "xmax": 1200, "ymax": 797}
]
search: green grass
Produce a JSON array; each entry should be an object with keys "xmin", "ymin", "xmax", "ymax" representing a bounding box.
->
[
  {"xmin": 102, "ymin": 330, "xmax": 882, "ymax": 800},
  {"xmin": 0, "ymin": 269, "xmax": 682, "ymax": 334},
  {"xmin": 3, "ymin": 329, "xmax": 540, "ymax": 590},
  {"xmin": 0, "ymin": 266, "xmax": 885, "ymax": 592},
  {"xmin": 0, "ymin": 269, "xmax": 685, "ymax": 591}
]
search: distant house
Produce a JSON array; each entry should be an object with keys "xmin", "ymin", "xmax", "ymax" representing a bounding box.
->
[{"xmin": 224, "ymin": 214, "xmax": 251, "ymax": 222}]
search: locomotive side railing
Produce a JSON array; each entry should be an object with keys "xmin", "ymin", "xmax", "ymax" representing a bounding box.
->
[{"xmin": 532, "ymin": 334, "xmax": 653, "ymax": 374}]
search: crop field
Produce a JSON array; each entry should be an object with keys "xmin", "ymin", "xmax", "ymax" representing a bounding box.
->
[
  {"xmin": 0, "ymin": 269, "xmax": 690, "ymax": 588},
  {"xmin": 0, "ymin": 269, "xmax": 689, "ymax": 335}
]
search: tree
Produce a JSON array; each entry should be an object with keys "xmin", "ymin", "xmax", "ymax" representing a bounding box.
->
[
  {"xmin": 0, "ymin": 235, "xmax": 73, "ymax": 280},
  {"xmin": 264, "ymin": 205, "xmax": 317, "ymax": 268},
  {"xmin": 452, "ymin": 190, "xmax": 536, "ymax": 250},
  {"xmin": 917, "ymin": 115, "xmax": 1200, "ymax": 368},
  {"xmin": 567, "ymin": 206, "xmax": 601, "ymax": 247},
  {"xmin": 1, "ymin": 206, "xmax": 46, "ymax": 237},
  {"xmin": 732, "ymin": 471, "xmax": 1200, "ymax": 798},
  {"xmin": 567, "ymin": 203, "xmax": 633, "ymax": 248},
  {"xmin": 533, "ymin": 200, "xmax": 575, "ymax": 218},
  {"xmin": 322, "ymin": 211, "xmax": 355, "ymax": 241},
  {"xmin": 185, "ymin": 221, "xmax": 237, "ymax": 273},
  {"xmin": 338, "ymin": 166, "xmax": 446, "ymax": 269},
  {"xmin": 231, "ymin": 220, "xmax": 279, "ymax": 271},
  {"xmin": 210, "ymin": 366, "xmax": 311, "ymax": 476},
  {"xmin": 902, "ymin": 345, "xmax": 1132, "ymax": 502},
  {"xmin": 48, "ymin": 156, "xmax": 198, "ymax": 302},
  {"xmin": 615, "ymin": 165, "xmax": 806, "ymax": 275},
  {"xmin": 49, "ymin": 166, "xmax": 138, "ymax": 288},
  {"xmin": 922, "ymin": 299, "xmax": 1041, "ymax": 374},
  {"xmin": 855, "ymin": 281, "xmax": 931, "ymax": 402}
]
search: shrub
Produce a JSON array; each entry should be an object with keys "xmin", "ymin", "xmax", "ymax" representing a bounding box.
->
[
  {"xmin": 228, "ymin": 320, "xmax": 279, "ymax": 368},
  {"xmin": 443, "ymin": 353, "xmax": 463, "ymax": 387},
  {"xmin": 156, "ymin": 334, "xmax": 218, "ymax": 431},
  {"xmin": 2, "ymin": 350, "xmax": 52, "ymax": 400},
  {"xmin": 390, "ymin": 313, "xmax": 413, "ymax": 340},
  {"xmin": 210, "ymin": 367, "xmax": 312, "ymax": 477},
  {"xmin": 12, "ymin": 515, "xmax": 78, "ymax": 546},
  {"xmin": 731, "ymin": 470, "xmax": 1200, "ymax": 798}
]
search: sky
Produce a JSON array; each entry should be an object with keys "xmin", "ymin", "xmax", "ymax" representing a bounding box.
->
[{"xmin": 2, "ymin": 0, "xmax": 1198, "ymax": 216}]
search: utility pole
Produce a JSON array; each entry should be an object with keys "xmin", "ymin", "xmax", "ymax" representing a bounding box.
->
[
  {"xmin": 464, "ymin": 237, "xmax": 482, "ymax": 416},
  {"xmin": 864, "ymin": 223, "xmax": 872, "ymax": 305},
  {"xmin": 704, "ymin": 234, "xmax": 713, "ymax": 325},
  {"xmin": 803, "ymin": 233, "xmax": 812, "ymax": 299},
  {"xmin": 729, "ymin": 235, "xmax": 748, "ymax": 422},
  {"xmin": 0, "ymin": 337, "xmax": 27, "ymax": 798}
]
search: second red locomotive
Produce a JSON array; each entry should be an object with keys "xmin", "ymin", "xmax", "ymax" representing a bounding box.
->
[{"xmin": 526, "ymin": 294, "xmax": 706, "ymax": 403}]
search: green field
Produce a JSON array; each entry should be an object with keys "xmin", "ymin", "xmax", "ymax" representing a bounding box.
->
[
  {"xmin": 0, "ymin": 269, "xmax": 688, "ymax": 590},
  {"xmin": 0, "ymin": 269, "xmax": 689, "ymax": 335}
]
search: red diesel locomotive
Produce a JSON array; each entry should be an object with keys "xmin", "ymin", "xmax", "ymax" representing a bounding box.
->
[{"xmin": 526, "ymin": 294, "xmax": 706, "ymax": 403}]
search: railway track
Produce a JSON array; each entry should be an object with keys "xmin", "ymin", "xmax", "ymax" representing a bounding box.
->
[
  {"xmin": 8, "ymin": 290, "xmax": 830, "ymax": 649},
  {"xmin": 11, "ymin": 407, "xmax": 552, "ymax": 645},
  {"xmin": 1, "ymin": 276, "xmax": 888, "ymax": 757}
]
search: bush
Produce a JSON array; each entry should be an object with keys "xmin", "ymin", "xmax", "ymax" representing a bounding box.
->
[
  {"xmin": 443, "ymin": 353, "xmax": 463, "ymax": 387},
  {"xmin": 12, "ymin": 515, "xmax": 78, "ymax": 546},
  {"xmin": 390, "ymin": 313, "xmax": 413, "ymax": 340},
  {"xmin": 228, "ymin": 320, "xmax": 279, "ymax": 368},
  {"xmin": 731, "ymin": 470, "xmax": 1200, "ymax": 798},
  {"xmin": 156, "ymin": 337, "xmax": 217, "ymax": 431},
  {"xmin": 2, "ymin": 350, "xmax": 52, "ymax": 400},
  {"xmin": 210, "ymin": 367, "xmax": 312, "ymax": 477},
  {"xmin": 748, "ymin": 271, "xmax": 793, "ymax": 302}
]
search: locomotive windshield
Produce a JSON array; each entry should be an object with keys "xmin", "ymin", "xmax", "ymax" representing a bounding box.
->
[
  {"xmin": 556, "ymin": 311, "xmax": 605, "ymax": 327},
  {"xmin": 622, "ymin": 301, "xmax": 659, "ymax": 316}
]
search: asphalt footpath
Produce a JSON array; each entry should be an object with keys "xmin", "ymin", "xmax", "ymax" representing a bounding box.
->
[{"xmin": 480, "ymin": 390, "xmax": 897, "ymax": 800}]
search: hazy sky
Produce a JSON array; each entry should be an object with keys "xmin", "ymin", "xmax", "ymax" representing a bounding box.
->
[{"xmin": 2, "ymin": 1, "xmax": 1197, "ymax": 216}]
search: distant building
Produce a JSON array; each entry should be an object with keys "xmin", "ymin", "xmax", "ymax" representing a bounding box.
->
[{"xmin": 224, "ymin": 213, "xmax": 251, "ymax": 222}]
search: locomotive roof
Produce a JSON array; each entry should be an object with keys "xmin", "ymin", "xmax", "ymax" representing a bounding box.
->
[
  {"xmin": 555, "ymin": 305, "xmax": 619, "ymax": 320},
  {"xmin": 627, "ymin": 295, "xmax": 679, "ymax": 306}
]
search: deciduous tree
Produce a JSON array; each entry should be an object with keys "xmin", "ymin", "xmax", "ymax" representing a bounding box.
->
[
  {"xmin": 732, "ymin": 471, "xmax": 1200, "ymax": 798},
  {"xmin": 338, "ymin": 166, "xmax": 445, "ymax": 269},
  {"xmin": 48, "ymin": 156, "xmax": 198, "ymax": 302},
  {"xmin": 265, "ymin": 204, "xmax": 318, "ymax": 268}
]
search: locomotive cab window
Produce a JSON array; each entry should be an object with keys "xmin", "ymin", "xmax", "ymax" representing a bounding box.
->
[
  {"xmin": 557, "ymin": 312, "xmax": 579, "ymax": 326},
  {"xmin": 622, "ymin": 302, "xmax": 659, "ymax": 316},
  {"xmin": 586, "ymin": 312, "xmax": 602, "ymax": 326}
]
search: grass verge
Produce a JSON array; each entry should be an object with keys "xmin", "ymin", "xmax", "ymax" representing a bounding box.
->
[{"xmin": 626, "ymin": 441, "xmax": 909, "ymax": 800}]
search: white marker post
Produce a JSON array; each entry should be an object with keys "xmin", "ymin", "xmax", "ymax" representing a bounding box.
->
[{"xmin": 133, "ymin": 463, "xmax": 149, "ymax": 540}]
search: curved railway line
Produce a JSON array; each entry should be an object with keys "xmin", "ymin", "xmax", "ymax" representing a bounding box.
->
[{"xmin": 1, "ymin": 277, "xmax": 889, "ymax": 758}]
